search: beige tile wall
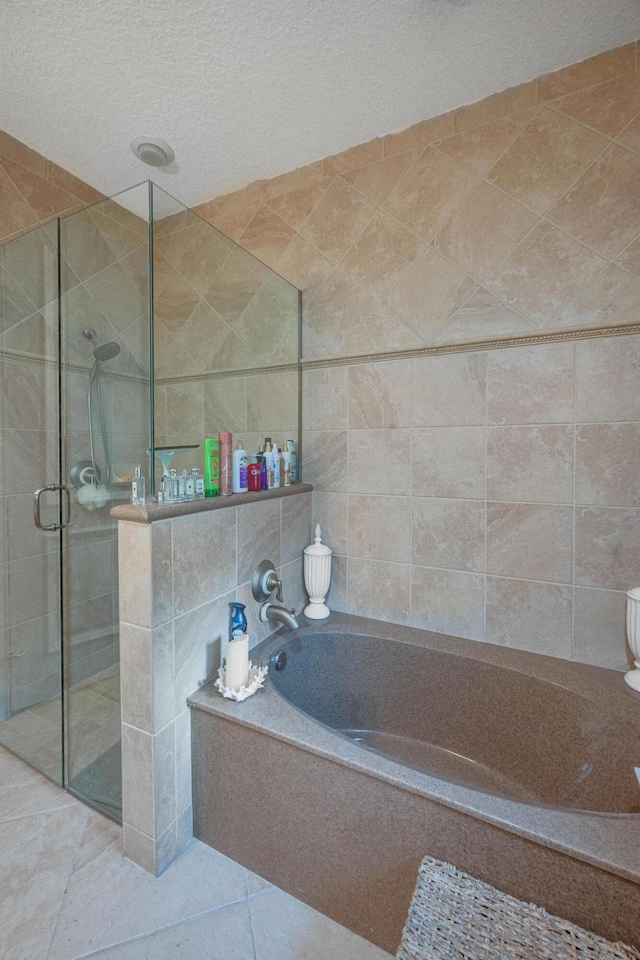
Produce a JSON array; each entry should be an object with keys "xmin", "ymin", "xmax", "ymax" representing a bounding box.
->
[
  {"xmin": 151, "ymin": 203, "xmax": 300, "ymax": 478},
  {"xmin": 117, "ymin": 490, "xmax": 311, "ymax": 874},
  {"xmin": 186, "ymin": 40, "xmax": 640, "ymax": 669},
  {"xmin": 192, "ymin": 41, "xmax": 640, "ymax": 358},
  {"xmin": 0, "ymin": 131, "xmax": 102, "ymax": 246},
  {"xmin": 152, "ymin": 208, "xmax": 299, "ymax": 381},
  {"xmin": 302, "ymin": 335, "xmax": 640, "ymax": 670}
]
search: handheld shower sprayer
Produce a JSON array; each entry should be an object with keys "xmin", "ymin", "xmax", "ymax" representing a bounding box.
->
[{"xmin": 82, "ymin": 328, "xmax": 121, "ymax": 485}]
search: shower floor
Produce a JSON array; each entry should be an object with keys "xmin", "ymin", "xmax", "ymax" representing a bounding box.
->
[{"xmin": 0, "ymin": 663, "xmax": 122, "ymax": 818}]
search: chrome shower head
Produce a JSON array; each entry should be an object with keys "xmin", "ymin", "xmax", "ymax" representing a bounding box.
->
[
  {"xmin": 93, "ymin": 340, "xmax": 121, "ymax": 362},
  {"xmin": 82, "ymin": 328, "xmax": 121, "ymax": 363}
]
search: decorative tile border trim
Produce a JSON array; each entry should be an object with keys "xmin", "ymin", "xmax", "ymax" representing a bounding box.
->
[
  {"xmin": 300, "ymin": 324, "xmax": 640, "ymax": 370},
  {"xmin": 0, "ymin": 350, "xmax": 148, "ymax": 383},
  {"xmin": 156, "ymin": 361, "xmax": 299, "ymax": 385}
]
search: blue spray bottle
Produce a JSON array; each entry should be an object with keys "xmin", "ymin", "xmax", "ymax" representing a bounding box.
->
[{"xmin": 224, "ymin": 602, "xmax": 248, "ymax": 669}]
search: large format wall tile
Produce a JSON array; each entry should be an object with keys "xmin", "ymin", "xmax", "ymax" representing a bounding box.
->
[
  {"xmin": 487, "ymin": 107, "xmax": 607, "ymax": 215},
  {"xmin": 575, "ymin": 335, "xmax": 640, "ymax": 422},
  {"xmin": 547, "ymin": 144, "xmax": 640, "ymax": 260},
  {"xmin": 485, "ymin": 222, "xmax": 606, "ymax": 328},
  {"xmin": 433, "ymin": 182, "xmax": 537, "ymax": 283},
  {"xmin": 486, "ymin": 342, "xmax": 575, "ymax": 425},
  {"xmin": 412, "ymin": 498, "xmax": 485, "ymax": 573},
  {"xmin": 348, "ymin": 360, "xmax": 411, "ymax": 429},
  {"xmin": 575, "ymin": 422, "xmax": 640, "ymax": 506},
  {"xmin": 348, "ymin": 495, "xmax": 411, "ymax": 563},
  {"xmin": 485, "ymin": 577, "xmax": 573, "ymax": 658},
  {"xmin": 486, "ymin": 502, "xmax": 573, "ymax": 584},
  {"xmin": 349, "ymin": 429, "xmax": 411, "ymax": 495},
  {"xmin": 487, "ymin": 425, "xmax": 574, "ymax": 503},
  {"xmin": 412, "ymin": 426, "xmax": 485, "ymax": 499},
  {"xmin": 302, "ymin": 366, "xmax": 348, "ymax": 431},
  {"xmin": 573, "ymin": 586, "xmax": 630, "ymax": 670},
  {"xmin": 411, "ymin": 566, "xmax": 485, "ymax": 641},
  {"xmin": 574, "ymin": 506, "xmax": 640, "ymax": 589},
  {"xmin": 348, "ymin": 557, "xmax": 410, "ymax": 625}
]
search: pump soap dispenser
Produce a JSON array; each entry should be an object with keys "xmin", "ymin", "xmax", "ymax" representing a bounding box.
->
[{"xmin": 304, "ymin": 524, "xmax": 332, "ymax": 620}]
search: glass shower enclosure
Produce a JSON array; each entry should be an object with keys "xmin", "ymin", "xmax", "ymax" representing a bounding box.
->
[
  {"xmin": 0, "ymin": 182, "xmax": 153, "ymax": 818},
  {"xmin": 0, "ymin": 180, "xmax": 301, "ymax": 822}
]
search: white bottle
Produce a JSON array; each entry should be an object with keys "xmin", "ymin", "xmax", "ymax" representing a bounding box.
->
[
  {"xmin": 272, "ymin": 445, "xmax": 281, "ymax": 488},
  {"xmin": 282, "ymin": 443, "xmax": 291, "ymax": 487},
  {"xmin": 264, "ymin": 441, "xmax": 274, "ymax": 490},
  {"xmin": 232, "ymin": 441, "xmax": 248, "ymax": 493}
]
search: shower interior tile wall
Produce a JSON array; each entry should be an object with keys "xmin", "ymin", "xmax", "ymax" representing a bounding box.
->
[
  {"xmin": 187, "ymin": 39, "xmax": 640, "ymax": 670},
  {"xmin": 117, "ymin": 491, "xmax": 312, "ymax": 874}
]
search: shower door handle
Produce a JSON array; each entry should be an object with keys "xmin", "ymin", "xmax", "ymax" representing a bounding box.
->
[{"xmin": 33, "ymin": 484, "xmax": 71, "ymax": 531}]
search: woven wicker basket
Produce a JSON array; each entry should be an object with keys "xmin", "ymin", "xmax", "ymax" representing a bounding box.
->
[{"xmin": 397, "ymin": 857, "xmax": 640, "ymax": 960}]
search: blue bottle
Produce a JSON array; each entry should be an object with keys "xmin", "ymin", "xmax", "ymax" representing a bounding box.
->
[{"xmin": 229, "ymin": 602, "xmax": 247, "ymax": 640}]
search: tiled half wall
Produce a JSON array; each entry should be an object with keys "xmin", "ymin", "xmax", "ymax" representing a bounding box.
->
[
  {"xmin": 303, "ymin": 336, "xmax": 640, "ymax": 672},
  {"xmin": 116, "ymin": 490, "xmax": 312, "ymax": 875}
]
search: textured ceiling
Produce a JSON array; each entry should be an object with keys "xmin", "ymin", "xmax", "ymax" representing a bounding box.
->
[{"xmin": 3, "ymin": 0, "xmax": 640, "ymax": 207}]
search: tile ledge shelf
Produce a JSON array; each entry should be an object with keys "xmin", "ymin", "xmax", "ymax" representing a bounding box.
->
[{"xmin": 111, "ymin": 482, "xmax": 313, "ymax": 524}]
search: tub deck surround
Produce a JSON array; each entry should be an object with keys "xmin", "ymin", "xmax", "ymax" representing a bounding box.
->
[
  {"xmin": 189, "ymin": 612, "xmax": 640, "ymax": 953},
  {"xmin": 114, "ymin": 486, "xmax": 313, "ymax": 876},
  {"xmin": 111, "ymin": 482, "xmax": 313, "ymax": 523}
]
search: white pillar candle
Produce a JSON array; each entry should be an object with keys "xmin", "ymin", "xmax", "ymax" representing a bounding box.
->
[{"xmin": 225, "ymin": 634, "xmax": 249, "ymax": 690}]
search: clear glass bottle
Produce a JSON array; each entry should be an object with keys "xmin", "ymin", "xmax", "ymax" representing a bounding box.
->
[
  {"xmin": 185, "ymin": 470, "xmax": 195, "ymax": 499},
  {"xmin": 170, "ymin": 468, "xmax": 179, "ymax": 501},
  {"xmin": 192, "ymin": 467, "xmax": 205, "ymax": 499},
  {"xmin": 131, "ymin": 466, "xmax": 146, "ymax": 505}
]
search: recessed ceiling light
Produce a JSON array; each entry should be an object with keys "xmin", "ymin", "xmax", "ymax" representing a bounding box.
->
[{"xmin": 130, "ymin": 137, "xmax": 175, "ymax": 167}]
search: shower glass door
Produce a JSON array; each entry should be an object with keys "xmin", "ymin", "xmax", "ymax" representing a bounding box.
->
[
  {"xmin": 59, "ymin": 183, "xmax": 152, "ymax": 819},
  {"xmin": 0, "ymin": 221, "xmax": 64, "ymax": 784}
]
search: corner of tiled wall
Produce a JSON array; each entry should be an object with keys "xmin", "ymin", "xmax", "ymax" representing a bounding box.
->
[{"xmin": 117, "ymin": 491, "xmax": 312, "ymax": 875}]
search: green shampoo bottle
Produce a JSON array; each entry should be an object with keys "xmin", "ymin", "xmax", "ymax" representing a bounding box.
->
[{"xmin": 204, "ymin": 438, "xmax": 220, "ymax": 497}]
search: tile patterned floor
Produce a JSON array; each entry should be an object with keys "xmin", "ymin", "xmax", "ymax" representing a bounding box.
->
[{"xmin": 0, "ymin": 744, "xmax": 393, "ymax": 960}]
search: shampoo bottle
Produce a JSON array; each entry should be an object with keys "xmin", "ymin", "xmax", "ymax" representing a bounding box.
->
[
  {"xmin": 232, "ymin": 440, "xmax": 248, "ymax": 493},
  {"xmin": 288, "ymin": 440, "xmax": 297, "ymax": 482},
  {"xmin": 272, "ymin": 445, "xmax": 281, "ymax": 488},
  {"xmin": 204, "ymin": 438, "xmax": 220, "ymax": 497},
  {"xmin": 219, "ymin": 432, "xmax": 232, "ymax": 496},
  {"xmin": 282, "ymin": 443, "xmax": 291, "ymax": 487},
  {"xmin": 264, "ymin": 441, "xmax": 274, "ymax": 490}
]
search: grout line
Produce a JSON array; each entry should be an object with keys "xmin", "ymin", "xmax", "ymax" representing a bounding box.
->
[
  {"xmin": 571, "ymin": 340, "xmax": 578, "ymax": 663},
  {"xmin": 67, "ymin": 897, "xmax": 252, "ymax": 960},
  {"xmin": 246, "ymin": 891, "xmax": 260, "ymax": 960},
  {"xmin": 44, "ymin": 805, "xmax": 94, "ymax": 960},
  {"xmin": 483, "ymin": 350, "xmax": 489, "ymax": 643}
]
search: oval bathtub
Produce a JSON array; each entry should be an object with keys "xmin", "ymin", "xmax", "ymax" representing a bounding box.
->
[
  {"xmin": 269, "ymin": 630, "xmax": 640, "ymax": 815},
  {"xmin": 189, "ymin": 612, "xmax": 640, "ymax": 953}
]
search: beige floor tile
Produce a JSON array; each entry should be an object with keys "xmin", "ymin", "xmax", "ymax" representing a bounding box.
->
[
  {"xmin": 0, "ymin": 746, "xmax": 75, "ymax": 822},
  {"xmin": 0, "ymin": 803, "xmax": 88, "ymax": 960},
  {"xmin": 48, "ymin": 839, "xmax": 247, "ymax": 960},
  {"xmin": 250, "ymin": 887, "xmax": 393, "ymax": 960},
  {"xmin": 80, "ymin": 903, "xmax": 255, "ymax": 960}
]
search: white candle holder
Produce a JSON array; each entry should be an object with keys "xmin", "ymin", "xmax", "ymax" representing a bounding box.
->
[
  {"xmin": 304, "ymin": 524, "xmax": 332, "ymax": 620},
  {"xmin": 625, "ymin": 588, "xmax": 640, "ymax": 692}
]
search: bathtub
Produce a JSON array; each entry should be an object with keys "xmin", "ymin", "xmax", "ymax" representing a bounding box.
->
[{"xmin": 189, "ymin": 612, "xmax": 640, "ymax": 953}]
